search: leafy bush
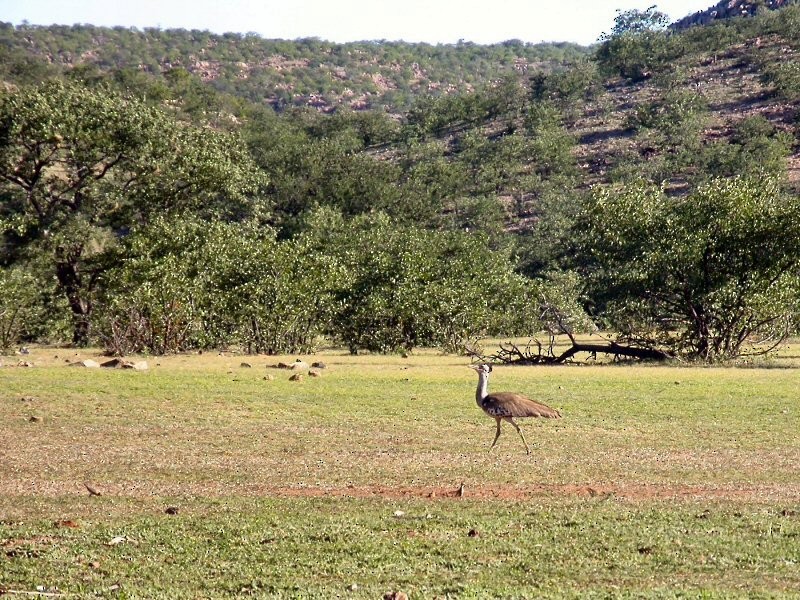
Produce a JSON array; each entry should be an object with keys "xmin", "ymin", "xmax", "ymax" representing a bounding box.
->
[
  {"xmin": 701, "ymin": 115, "xmax": 792, "ymax": 180},
  {"xmin": 529, "ymin": 60, "xmax": 602, "ymax": 122},
  {"xmin": 0, "ymin": 268, "xmax": 44, "ymax": 352},
  {"xmin": 97, "ymin": 219, "xmax": 210, "ymax": 355},
  {"xmin": 203, "ymin": 227, "xmax": 342, "ymax": 355},
  {"xmin": 595, "ymin": 31, "xmax": 682, "ymax": 82},
  {"xmin": 0, "ymin": 264, "xmax": 69, "ymax": 352},
  {"xmin": 760, "ymin": 60, "xmax": 800, "ymax": 102},
  {"xmin": 99, "ymin": 218, "xmax": 340, "ymax": 355},
  {"xmin": 300, "ymin": 213, "xmax": 546, "ymax": 354}
]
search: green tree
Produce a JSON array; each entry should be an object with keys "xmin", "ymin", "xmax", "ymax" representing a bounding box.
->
[
  {"xmin": 628, "ymin": 87, "xmax": 709, "ymax": 180},
  {"xmin": 0, "ymin": 267, "xmax": 44, "ymax": 352},
  {"xmin": 0, "ymin": 80, "xmax": 264, "ymax": 345},
  {"xmin": 701, "ymin": 115, "xmax": 792, "ymax": 182},
  {"xmin": 595, "ymin": 6, "xmax": 679, "ymax": 82},
  {"xmin": 99, "ymin": 217, "xmax": 339, "ymax": 355},
  {"xmin": 577, "ymin": 178, "xmax": 800, "ymax": 360},
  {"xmin": 312, "ymin": 214, "xmax": 543, "ymax": 354},
  {"xmin": 601, "ymin": 5, "xmax": 669, "ymax": 38},
  {"xmin": 203, "ymin": 223, "xmax": 342, "ymax": 354}
]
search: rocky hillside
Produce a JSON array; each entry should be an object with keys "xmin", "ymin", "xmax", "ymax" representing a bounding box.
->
[
  {"xmin": 1, "ymin": 4, "xmax": 799, "ymax": 200},
  {"xmin": 573, "ymin": 32, "xmax": 800, "ymax": 189},
  {"xmin": 671, "ymin": 0, "xmax": 797, "ymax": 30},
  {"xmin": 0, "ymin": 23, "xmax": 587, "ymax": 113}
]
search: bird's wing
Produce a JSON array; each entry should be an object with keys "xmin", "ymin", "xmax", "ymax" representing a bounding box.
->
[{"xmin": 482, "ymin": 392, "xmax": 561, "ymax": 419}]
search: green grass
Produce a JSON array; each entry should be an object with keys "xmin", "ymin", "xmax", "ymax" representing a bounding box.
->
[
  {"xmin": 2, "ymin": 345, "xmax": 800, "ymax": 597},
  {"xmin": 2, "ymin": 497, "xmax": 799, "ymax": 598}
]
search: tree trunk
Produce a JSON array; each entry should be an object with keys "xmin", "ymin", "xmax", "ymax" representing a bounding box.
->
[
  {"xmin": 55, "ymin": 257, "xmax": 92, "ymax": 347},
  {"xmin": 480, "ymin": 338, "xmax": 672, "ymax": 366},
  {"xmin": 554, "ymin": 341, "xmax": 671, "ymax": 363}
]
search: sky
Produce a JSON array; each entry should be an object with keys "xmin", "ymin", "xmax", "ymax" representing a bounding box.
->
[{"xmin": 1, "ymin": 0, "xmax": 717, "ymax": 46}]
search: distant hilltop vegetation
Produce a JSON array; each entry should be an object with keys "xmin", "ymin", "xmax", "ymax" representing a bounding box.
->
[{"xmin": 671, "ymin": 0, "xmax": 797, "ymax": 30}]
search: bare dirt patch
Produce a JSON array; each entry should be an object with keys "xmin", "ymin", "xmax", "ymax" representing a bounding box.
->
[{"xmin": 261, "ymin": 482, "xmax": 800, "ymax": 503}]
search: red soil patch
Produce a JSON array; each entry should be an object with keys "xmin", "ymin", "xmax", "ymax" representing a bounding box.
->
[{"xmin": 265, "ymin": 482, "xmax": 798, "ymax": 502}]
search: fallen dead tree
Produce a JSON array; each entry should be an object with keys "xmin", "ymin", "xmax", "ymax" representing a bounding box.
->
[{"xmin": 473, "ymin": 332, "xmax": 673, "ymax": 365}]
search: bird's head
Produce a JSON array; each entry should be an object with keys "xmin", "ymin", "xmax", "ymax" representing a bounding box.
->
[{"xmin": 469, "ymin": 363, "xmax": 492, "ymax": 375}]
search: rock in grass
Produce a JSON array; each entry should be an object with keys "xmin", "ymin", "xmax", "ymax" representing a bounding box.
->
[
  {"xmin": 84, "ymin": 482, "xmax": 103, "ymax": 496},
  {"xmin": 70, "ymin": 359, "xmax": 100, "ymax": 368},
  {"xmin": 101, "ymin": 358, "xmax": 129, "ymax": 368},
  {"xmin": 289, "ymin": 373, "xmax": 304, "ymax": 382},
  {"xmin": 99, "ymin": 358, "xmax": 148, "ymax": 370}
]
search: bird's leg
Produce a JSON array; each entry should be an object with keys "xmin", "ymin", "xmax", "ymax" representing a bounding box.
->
[
  {"xmin": 505, "ymin": 417, "xmax": 531, "ymax": 454},
  {"xmin": 489, "ymin": 417, "xmax": 502, "ymax": 452}
]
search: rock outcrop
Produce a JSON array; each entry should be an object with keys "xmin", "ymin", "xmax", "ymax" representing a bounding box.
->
[{"xmin": 671, "ymin": 0, "xmax": 796, "ymax": 31}]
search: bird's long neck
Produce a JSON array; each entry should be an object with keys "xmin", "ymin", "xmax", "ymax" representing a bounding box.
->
[{"xmin": 475, "ymin": 372, "xmax": 489, "ymax": 405}]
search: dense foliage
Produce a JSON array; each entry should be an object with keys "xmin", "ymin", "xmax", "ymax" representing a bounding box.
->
[
  {"xmin": 0, "ymin": 22, "xmax": 588, "ymax": 114},
  {"xmin": 0, "ymin": 81, "xmax": 264, "ymax": 345},
  {"xmin": 2, "ymin": 3, "xmax": 800, "ymax": 360},
  {"xmin": 577, "ymin": 178, "xmax": 800, "ymax": 360}
]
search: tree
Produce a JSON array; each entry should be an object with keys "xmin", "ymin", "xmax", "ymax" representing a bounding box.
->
[
  {"xmin": 0, "ymin": 267, "xmax": 44, "ymax": 352},
  {"xmin": 628, "ymin": 87, "xmax": 709, "ymax": 180},
  {"xmin": 98, "ymin": 217, "xmax": 339, "ymax": 355},
  {"xmin": 303, "ymin": 213, "xmax": 544, "ymax": 354},
  {"xmin": 0, "ymin": 80, "xmax": 265, "ymax": 345},
  {"xmin": 601, "ymin": 5, "xmax": 669, "ymax": 38},
  {"xmin": 701, "ymin": 115, "xmax": 793, "ymax": 182},
  {"xmin": 577, "ymin": 178, "xmax": 800, "ymax": 361},
  {"xmin": 595, "ymin": 6, "xmax": 679, "ymax": 81}
]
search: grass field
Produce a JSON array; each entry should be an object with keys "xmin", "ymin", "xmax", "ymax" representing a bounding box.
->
[{"xmin": 1, "ymin": 342, "xmax": 799, "ymax": 598}]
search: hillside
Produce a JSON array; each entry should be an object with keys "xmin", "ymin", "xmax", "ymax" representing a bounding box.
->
[
  {"xmin": 573, "ymin": 29, "xmax": 800, "ymax": 189},
  {"xmin": 1, "ymin": 4, "xmax": 799, "ymax": 217},
  {"xmin": 0, "ymin": 22, "xmax": 588, "ymax": 113},
  {"xmin": 671, "ymin": 0, "xmax": 797, "ymax": 30}
]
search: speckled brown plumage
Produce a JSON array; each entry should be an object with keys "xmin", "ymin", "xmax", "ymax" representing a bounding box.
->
[
  {"xmin": 479, "ymin": 391, "xmax": 562, "ymax": 419},
  {"xmin": 470, "ymin": 363, "xmax": 561, "ymax": 454}
]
